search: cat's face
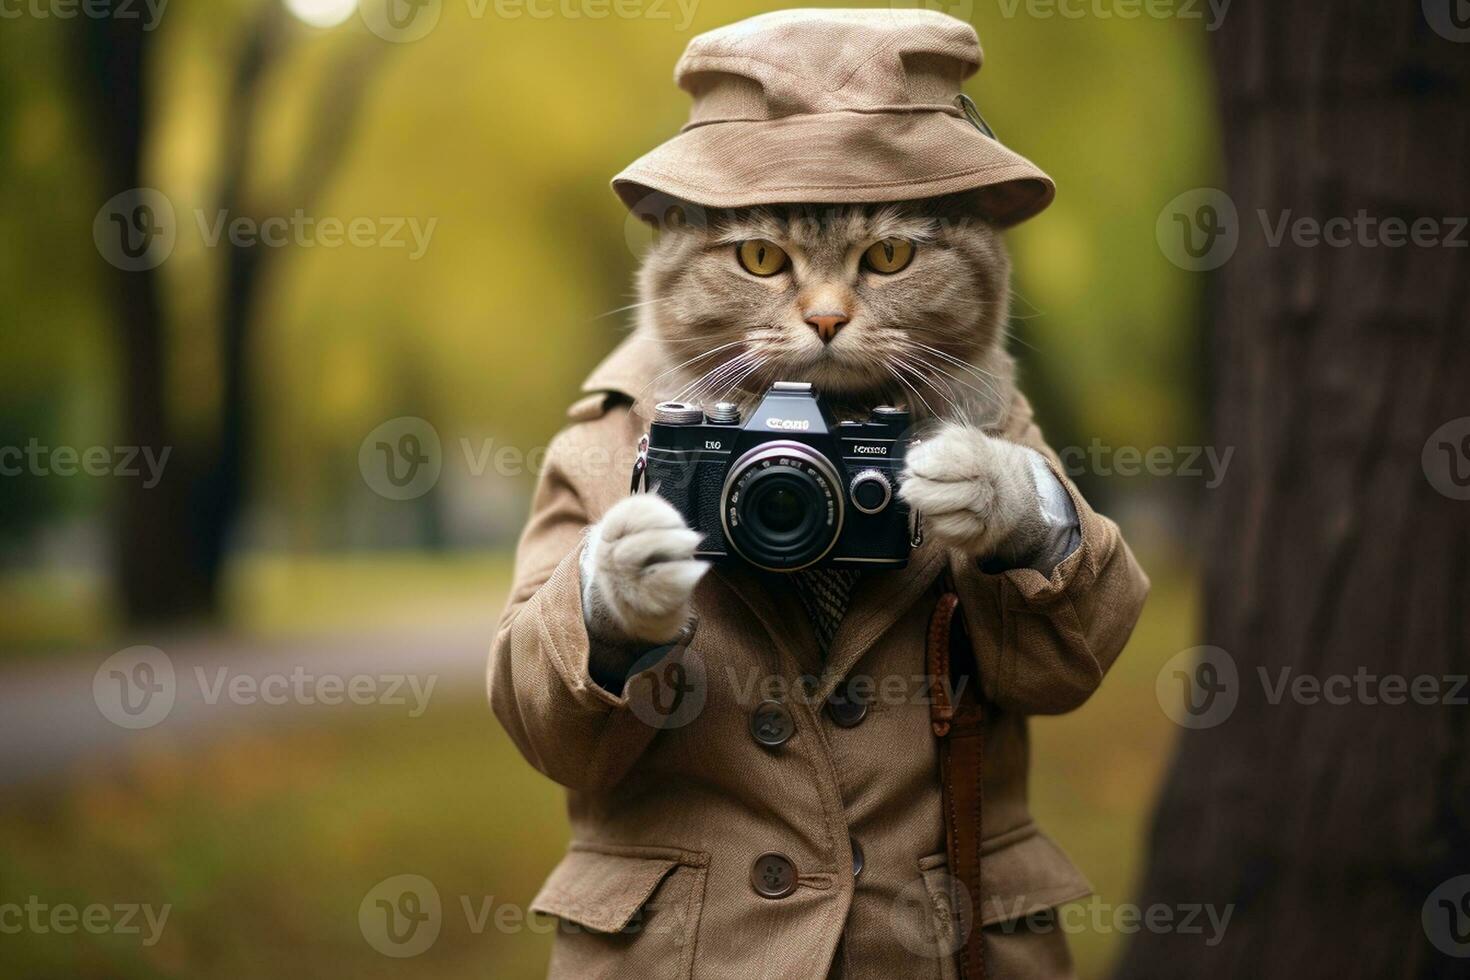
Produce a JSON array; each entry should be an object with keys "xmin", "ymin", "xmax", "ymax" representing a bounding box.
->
[{"xmin": 636, "ymin": 194, "xmax": 1013, "ymax": 420}]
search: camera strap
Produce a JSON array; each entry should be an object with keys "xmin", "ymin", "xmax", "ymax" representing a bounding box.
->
[
  {"xmin": 629, "ymin": 435, "xmax": 650, "ymax": 495},
  {"xmin": 927, "ymin": 578, "xmax": 985, "ymax": 980}
]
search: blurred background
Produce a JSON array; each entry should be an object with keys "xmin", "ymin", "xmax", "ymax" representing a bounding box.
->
[{"xmin": 0, "ymin": 0, "xmax": 1222, "ymax": 976}]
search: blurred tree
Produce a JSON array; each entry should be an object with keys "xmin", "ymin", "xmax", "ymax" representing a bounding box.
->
[
  {"xmin": 1118, "ymin": 4, "xmax": 1470, "ymax": 978},
  {"xmin": 76, "ymin": 4, "xmax": 384, "ymax": 622},
  {"xmin": 77, "ymin": 14, "xmax": 190, "ymax": 618}
]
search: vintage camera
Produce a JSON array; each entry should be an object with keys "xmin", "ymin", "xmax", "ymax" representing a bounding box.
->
[{"xmin": 638, "ymin": 381, "xmax": 914, "ymax": 572}]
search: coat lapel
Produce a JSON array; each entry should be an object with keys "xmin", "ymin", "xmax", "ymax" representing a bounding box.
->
[
  {"xmin": 710, "ymin": 539, "xmax": 949, "ymax": 703},
  {"xmin": 816, "ymin": 541, "xmax": 949, "ymax": 700},
  {"xmin": 711, "ymin": 565, "xmax": 825, "ymax": 678}
]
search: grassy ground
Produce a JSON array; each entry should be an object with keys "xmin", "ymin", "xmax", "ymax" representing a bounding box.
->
[
  {"xmin": 0, "ymin": 549, "xmax": 1196, "ymax": 978},
  {"xmin": 0, "ymin": 552, "xmax": 515, "ymax": 656}
]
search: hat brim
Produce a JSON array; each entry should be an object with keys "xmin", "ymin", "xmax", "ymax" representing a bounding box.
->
[{"xmin": 613, "ymin": 110, "xmax": 1054, "ymax": 228}]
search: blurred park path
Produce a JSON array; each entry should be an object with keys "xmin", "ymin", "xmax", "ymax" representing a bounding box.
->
[{"xmin": 0, "ymin": 618, "xmax": 496, "ymax": 788}]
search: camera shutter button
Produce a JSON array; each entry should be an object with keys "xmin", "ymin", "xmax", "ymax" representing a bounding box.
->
[{"xmin": 849, "ymin": 470, "xmax": 892, "ymax": 515}]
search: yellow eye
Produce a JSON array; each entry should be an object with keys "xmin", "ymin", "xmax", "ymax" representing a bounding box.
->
[
  {"xmin": 737, "ymin": 239, "xmax": 788, "ymax": 276},
  {"xmin": 863, "ymin": 238, "xmax": 915, "ymax": 274}
]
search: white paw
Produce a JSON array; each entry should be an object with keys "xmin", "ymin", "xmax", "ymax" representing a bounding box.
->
[
  {"xmin": 584, "ymin": 494, "xmax": 708, "ymax": 644},
  {"xmin": 900, "ymin": 424, "xmax": 1039, "ymax": 558}
]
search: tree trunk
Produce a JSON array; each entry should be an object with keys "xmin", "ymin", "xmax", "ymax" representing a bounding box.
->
[
  {"xmin": 1116, "ymin": 4, "xmax": 1470, "ymax": 979},
  {"xmin": 79, "ymin": 17, "xmax": 208, "ymax": 621},
  {"xmin": 79, "ymin": 9, "xmax": 384, "ymax": 624}
]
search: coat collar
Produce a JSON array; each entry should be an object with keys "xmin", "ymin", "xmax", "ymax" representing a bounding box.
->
[{"xmin": 581, "ymin": 329, "xmax": 670, "ymax": 421}]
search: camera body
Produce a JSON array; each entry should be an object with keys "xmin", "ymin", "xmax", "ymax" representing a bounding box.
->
[{"xmin": 642, "ymin": 382, "xmax": 913, "ymax": 572}]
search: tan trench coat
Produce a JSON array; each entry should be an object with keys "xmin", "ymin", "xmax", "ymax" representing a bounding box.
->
[{"xmin": 489, "ymin": 333, "xmax": 1150, "ymax": 979}]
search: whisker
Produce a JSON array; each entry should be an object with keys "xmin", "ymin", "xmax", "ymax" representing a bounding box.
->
[
  {"xmin": 897, "ymin": 349, "xmax": 990, "ymax": 401},
  {"xmin": 901, "ymin": 339, "xmax": 998, "ymax": 379},
  {"xmin": 892, "ymin": 357, "xmax": 962, "ymax": 420},
  {"xmin": 678, "ymin": 350, "xmax": 756, "ymax": 404},
  {"xmin": 716, "ymin": 357, "xmax": 766, "ymax": 402},
  {"xmin": 893, "ymin": 357, "xmax": 964, "ymax": 414},
  {"xmin": 592, "ymin": 297, "xmax": 667, "ymax": 320},
  {"xmin": 884, "ymin": 363, "xmax": 937, "ymax": 419},
  {"xmin": 898, "ymin": 340, "xmax": 1005, "ymax": 403},
  {"xmin": 639, "ymin": 340, "xmax": 746, "ymax": 398}
]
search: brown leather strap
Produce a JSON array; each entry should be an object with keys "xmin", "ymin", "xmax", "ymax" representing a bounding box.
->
[{"xmin": 928, "ymin": 589, "xmax": 984, "ymax": 980}]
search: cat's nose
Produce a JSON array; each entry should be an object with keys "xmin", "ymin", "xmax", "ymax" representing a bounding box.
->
[{"xmin": 804, "ymin": 311, "xmax": 850, "ymax": 343}]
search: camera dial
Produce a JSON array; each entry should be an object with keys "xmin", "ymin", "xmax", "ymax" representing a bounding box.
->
[
  {"xmin": 849, "ymin": 469, "xmax": 892, "ymax": 515},
  {"xmin": 705, "ymin": 402, "xmax": 741, "ymax": 424},
  {"xmin": 654, "ymin": 402, "xmax": 703, "ymax": 425}
]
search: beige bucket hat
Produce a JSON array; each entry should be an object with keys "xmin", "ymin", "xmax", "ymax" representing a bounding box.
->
[{"xmin": 612, "ymin": 8, "xmax": 1055, "ymax": 228}]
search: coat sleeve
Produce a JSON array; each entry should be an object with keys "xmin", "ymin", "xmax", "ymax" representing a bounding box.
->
[
  {"xmin": 950, "ymin": 414, "xmax": 1150, "ymax": 716},
  {"xmin": 487, "ymin": 417, "xmax": 663, "ymax": 792}
]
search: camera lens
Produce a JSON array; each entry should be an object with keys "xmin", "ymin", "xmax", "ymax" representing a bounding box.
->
[
  {"xmin": 721, "ymin": 443, "xmax": 844, "ymax": 571},
  {"xmin": 756, "ymin": 486, "xmax": 803, "ymax": 533}
]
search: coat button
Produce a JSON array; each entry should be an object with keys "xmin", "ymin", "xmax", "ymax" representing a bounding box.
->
[
  {"xmin": 826, "ymin": 688, "xmax": 868, "ymax": 728},
  {"xmin": 750, "ymin": 852, "xmax": 797, "ymax": 899},
  {"xmin": 750, "ymin": 700, "xmax": 795, "ymax": 747},
  {"xmin": 850, "ymin": 838, "xmax": 865, "ymax": 878}
]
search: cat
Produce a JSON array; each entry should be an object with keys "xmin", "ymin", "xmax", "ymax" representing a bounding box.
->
[{"xmin": 582, "ymin": 192, "xmax": 1062, "ymax": 648}]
